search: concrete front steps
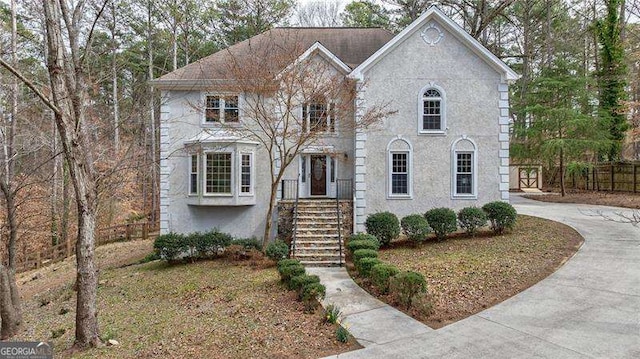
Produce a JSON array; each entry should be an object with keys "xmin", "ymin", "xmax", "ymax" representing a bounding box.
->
[{"xmin": 292, "ymin": 200, "xmax": 346, "ymax": 267}]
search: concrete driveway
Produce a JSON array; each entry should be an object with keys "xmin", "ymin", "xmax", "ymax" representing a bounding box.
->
[{"xmin": 323, "ymin": 195, "xmax": 640, "ymax": 358}]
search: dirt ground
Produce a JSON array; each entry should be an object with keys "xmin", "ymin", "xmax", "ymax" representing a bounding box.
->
[
  {"xmin": 15, "ymin": 241, "xmax": 360, "ymax": 358},
  {"xmin": 350, "ymin": 215, "xmax": 583, "ymax": 329},
  {"xmin": 523, "ymin": 189, "xmax": 640, "ymax": 209}
]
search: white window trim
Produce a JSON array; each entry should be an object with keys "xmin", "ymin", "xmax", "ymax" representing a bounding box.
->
[
  {"xmin": 386, "ymin": 137, "xmax": 413, "ymax": 199},
  {"xmin": 417, "ymin": 83, "xmax": 447, "ymax": 135},
  {"xmin": 189, "ymin": 154, "xmax": 199, "ymax": 196},
  {"xmin": 203, "ymin": 150, "xmax": 234, "ymax": 197},
  {"xmin": 202, "ymin": 92, "xmax": 241, "ymax": 125},
  {"xmin": 238, "ymin": 152, "xmax": 254, "ymax": 196},
  {"xmin": 451, "ymin": 136, "xmax": 478, "ymax": 199},
  {"xmin": 302, "ymin": 101, "xmax": 338, "ymax": 135}
]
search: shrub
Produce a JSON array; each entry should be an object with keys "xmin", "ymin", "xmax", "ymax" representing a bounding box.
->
[
  {"xmin": 401, "ymin": 214, "xmax": 431, "ymax": 243},
  {"xmin": 346, "ymin": 235, "xmax": 380, "ymax": 254},
  {"xmin": 231, "ymin": 237, "xmax": 262, "ymax": 251},
  {"xmin": 457, "ymin": 207, "xmax": 487, "ymax": 237},
  {"xmin": 277, "ymin": 258, "xmax": 301, "ymax": 271},
  {"xmin": 482, "ymin": 201, "xmax": 517, "ymax": 234},
  {"xmin": 153, "ymin": 232, "xmax": 187, "ymax": 261},
  {"xmin": 352, "ymin": 249, "xmax": 378, "ymax": 265},
  {"xmin": 324, "ymin": 304, "xmax": 342, "ymax": 324},
  {"xmin": 265, "ymin": 239, "xmax": 289, "ymax": 261},
  {"xmin": 370, "ymin": 263, "xmax": 400, "ymax": 294},
  {"xmin": 194, "ymin": 229, "xmax": 233, "ymax": 258},
  {"xmin": 336, "ymin": 326, "xmax": 349, "ymax": 343},
  {"xmin": 390, "ymin": 271, "xmax": 427, "ymax": 309},
  {"xmin": 356, "ymin": 257, "xmax": 382, "ymax": 277},
  {"xmin": 289, "ymin": 274, "xmax": 320, "ymax": 293},
  {"xmin": 365, "ymin": 212, "xmax": 400, "ymax": 247},
  {"xmin": 278, "ymin": 262, "xmax": 305, "ymax": 284},
  {"xmin": 301, "ymin": 282, "xmax": 326, "ymax": 313},
  {"xmin": 424, "ymin": 208, "xmax": 457, "ymax": 241}
]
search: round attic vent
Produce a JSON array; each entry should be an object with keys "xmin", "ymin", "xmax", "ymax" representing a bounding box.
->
[{"xmin": 421, "ymin": 22, "xmax": 443, "ymax": 46}]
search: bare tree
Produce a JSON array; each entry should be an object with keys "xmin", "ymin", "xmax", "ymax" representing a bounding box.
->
[{"xmin": 294, "ymin": 1, "xmax": 343, "ymax": 27}]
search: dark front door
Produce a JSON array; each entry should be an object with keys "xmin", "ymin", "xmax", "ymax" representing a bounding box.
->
[{"xmin": 311, "ymin": 155, "xmax": 327, "ymax": 196}]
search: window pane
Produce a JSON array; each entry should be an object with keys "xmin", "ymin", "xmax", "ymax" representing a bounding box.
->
[
  {"xmin": 423, "ymin": 99, "xmax": 441, "ymax": 130},
  {"xmin": 224, "ymin": 96, "xmax": 239, "ymax": 122},
  {"xmin": 206, "ymin": 153, "xmax": 232, "ymax": 194},
  {"xmin": 205, "ymin": 96, "xmax": 220, "ymax": 122},
  {"xmin": 241, "ymin": 153, "xmax": 251, "ymax": 193},
  {"xmin": 391, "ymin": 152, "xmax": 408, "ymax": 194},
  {"xmin": 424, "ymin": 89, "xmax": 441, "ymax": 97},
  {"xmin": 456, "ymin": 153, "xmax": 473, "ymax": 194},
  {"xmin": 301, "ymin": 156, "xmax": 306, "ymax": 183},
  {"xmin": 330, "ymin": 157, "xmax": 335, "ymax": 183},
  {"xmin": 308, "ymin": 103, "xmax": 328, "ymax": 132}
]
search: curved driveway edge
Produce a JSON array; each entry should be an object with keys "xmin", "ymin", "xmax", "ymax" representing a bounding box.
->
[{"xmin": 317, "ymin": 195, "xmax": 640, "ymax": 358}]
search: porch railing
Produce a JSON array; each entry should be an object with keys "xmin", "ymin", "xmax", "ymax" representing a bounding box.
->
[
  {"xmin": 281, "ymin": 179, "xmax": 298, "ymax": 200},
  {"xmin": 336, "ymin": 179, "xmax": 353, "ymax": 199}
]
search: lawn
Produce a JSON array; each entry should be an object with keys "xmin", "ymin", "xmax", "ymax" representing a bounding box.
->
[
  {"xmin": 350, "ymin": 215, "xmax": 583, "ymax": 328},
  {"xmin": 16, "ymin": 240, "xmax": 359, "ymax": 358}
]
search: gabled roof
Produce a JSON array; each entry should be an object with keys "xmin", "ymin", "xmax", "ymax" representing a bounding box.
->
[
  {"xmin": 350, "ymin": 6, "xmax": 520, "ymax": 82},
  {"xmin": 151, "ymin": 28, "xmax": 394, "ymax": 89}
]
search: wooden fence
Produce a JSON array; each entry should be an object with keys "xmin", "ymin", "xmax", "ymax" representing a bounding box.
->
[
  {"xmin": 548, "ymin": 162, "xmax": 640, "ymax": 193},
  {"xmin": 15, "ymin": 221, "xmax": 157, "ymax": 274}
]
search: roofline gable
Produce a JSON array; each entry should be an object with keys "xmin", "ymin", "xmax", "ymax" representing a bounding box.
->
[
  {"xmin": 292, "ymin": 41, "xmax": 352, "ymax": 75},
  {"xmin": 349, "ymin": 6, "xmax": 520, "ymax": 82}
]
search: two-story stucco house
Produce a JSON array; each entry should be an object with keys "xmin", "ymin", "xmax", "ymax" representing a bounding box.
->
[{"xmin": 151, "ymin": 7, "xmax": 518, "ymax": 265}]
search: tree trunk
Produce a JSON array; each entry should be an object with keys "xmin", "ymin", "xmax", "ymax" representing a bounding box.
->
[
  {"xmin": 0, "ymin": 265, "xmax": 20, "ymax": 339},
  {"xmin": 262, "ymin": 182, "xmax": 279, "ymax": 249},
  {"xmin": 560, "ymin": 147, "xmax": 566, "ymax": 197},
  {"xmin": 111, "ymin": 2, "xmax": 119, "ymax": 153}
]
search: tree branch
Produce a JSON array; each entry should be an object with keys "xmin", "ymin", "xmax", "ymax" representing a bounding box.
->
[{"xmin": 0, "ymin": 58, "xmax": 61, "ymax": 116}]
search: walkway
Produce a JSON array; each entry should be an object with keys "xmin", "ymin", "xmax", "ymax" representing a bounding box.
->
[{"xmin": 312, "ymin": 195, "xmax": 640, "ymax": 358}]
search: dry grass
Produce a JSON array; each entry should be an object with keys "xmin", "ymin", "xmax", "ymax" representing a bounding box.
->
[
  {"xmin": 351, "ymin": 215, "xmax": 583, "ymax": 328},
  {"xmin": 524, "ymin": 189, "xmax": 640, "ymax": 209},
  {"xmin": 16, "ymin": 241, "xmax": 359, "ymax": 358}
]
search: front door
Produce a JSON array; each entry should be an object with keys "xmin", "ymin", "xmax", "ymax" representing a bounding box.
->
[{"xmin": 311, "ymin": 155, "xmax": 327, "ymax": 196}]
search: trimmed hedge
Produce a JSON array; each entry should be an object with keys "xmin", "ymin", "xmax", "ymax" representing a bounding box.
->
[
  {"xmin": 482, "ymin": 201, "xmax": 517, "ymax": 234},
  {"xmin": 231, "ymin": 237, "xmax": 262, "ymax": 251},
  {"xmin": 457, "ymin": 207, "xmax": 487, "ymax": 237},
  {"xmin": 346, "ymin": 239, "xmax": 380, "ymax": 254},
  {"xmin": 370, "ymin": 263, "xmax": 399, "ymax": 294},
  {"xmin": 153, "ymin": 232, "xmax": 187, "ymax": 261},
  {"xmin": 265, "ymin": 239, "xmax": 289, "ymax": 261},
  {"xmin": 357, "ymin": 257, "xmax": 382, "ymax": 277},
  {"xmin": 353, "ymin": 249, "xmax": 378, "ymax": 264},
  {"xmin": 365, "ymin": 212, "xmax": 400, "ymax": 247},
  {"xmin": 391, "ymin": 271, "xmax": 427, "ymax": 309},
  {"xmin": 290, "ymin": 274, "xmax": 320, "ymax": 293},
  {"xmin": 424, "ymin": 208, "xmax": 457, "ymax": 241},
  {"xmin": 301, "ymin": 282, "xmax": 326, "ymax": 312},
  {"xmin": 154, "ymin": 229, "xmax": 232, "ymax": 261},
  {"xmin": 278, "ymin": 262, "xmax": 305, "ymax": 284},
  {"xmin": 401, "ymin": 214, "xmax": 431, "ymax": 243}
]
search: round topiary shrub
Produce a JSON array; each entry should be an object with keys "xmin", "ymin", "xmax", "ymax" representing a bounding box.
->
[
  {"xmin": 370, "ymin": 263, "xmax": 400, "ymax": 294},
  {"xmin": 457, "ymin": 206, "xmax": 488, "ymax": 237},
  {"xmin": 279, "ymin": 263, "xmax": 305, "ymax": 284},
  {"xmin": 277, "ymin": 258, "xmax": 301, "ymax": 272},
  {"xmin": 401, "ymin": 214, "xmax": 431, "ymax": 243},
  {"xmin": 290, "ymin": 274, "xmax": 320, "ymax": 293},
  {"xmin": 356, "ymin": 257, "xmax": 382, "ymax": 277},
  {"xmin": 365, "ymin": 212, "xmax": 400, "ymax": 247},
  {"xmin": 347, "ymin": 233, "xmax": 380, "ymax": 254},
  {"xmin": 390, "ymin": 271, "xmax": 427, "ymax": 309},
  {"xmin": 265, "ymin": 239, "xmax": 289, "ymax": 261},
  {"xmin": 352, "ymin": 249, "xmax": 378, "ymax": 265},
  {"xmin": 424, "ymin": 208, "xmax": 457, "ymax": 241},
  {"xmin": 301, "ymin": 282, "xmax": 326, "ymax": 313},
  {"xmin": 482, "ymin": 201, "xmax": 517, "ymax": 234}
]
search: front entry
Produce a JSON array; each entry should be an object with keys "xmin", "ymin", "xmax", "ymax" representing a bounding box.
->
[{"xmin": 310, "ymin": 155, "xmax": 327, "ymax": 196}]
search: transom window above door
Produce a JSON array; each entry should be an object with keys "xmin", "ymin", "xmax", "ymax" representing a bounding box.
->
[{"xmin": 204, "ymin": 94, "xmax": 239, "ymax": 124}]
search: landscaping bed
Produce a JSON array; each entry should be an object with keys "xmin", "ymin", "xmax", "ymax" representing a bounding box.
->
[
  {"xmin": 348, "ymin": 214, "xmax": 583, "ymax": 329},
  {"xmin": 16, "ymin": 240, "xmax": 359, "ymax": 358},
  {"xmin": 524, "ymin": 189, "xmax": 640, "ymax": 209}
]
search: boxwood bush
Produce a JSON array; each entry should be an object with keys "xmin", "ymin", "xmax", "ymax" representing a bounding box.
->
[
  {"xmin": 265, "ymin": 239, "xmax": 289, "ymax": 261},
  {"xmin": 390, "ymin": 271, "xmax": 427, "ymax": 309},
  {"xmin": 278, "ymin": 261, "xmax": 305, "ymax": 284},
  {"xmin": 153, "ymin": 232, "xmax": 187, "ymax": 261},
  {"xmin": 300, "ymin": 282, "xmax": 326, "ymax": 313},
  {"xmin": 290, "ymin": 274, "xmax": 320, "ymax": 294},
  {"xmin": 353, "ymin": 248, "xmax": 378, "ymax": 265},
  {"xmin": 356, "ymin": 257, "xmax": 382, "ymax": 277},
  {"xmin": 370, "ymin": 263, "xmax": 400, "ymax": 294},
  {"xmin": 365, "ymin": 212, "xmax": 400, "ymax": 247},
  {"xmin": 347, "ymin": 233, "xmax": 380, "ymax": 254},
  {"xmin": 457, "ymin": 207, "xmax": 487, "ymax": 237},
  {"xmin": 401, "ymin": 214, "xmax": 431, "ymax": 243},
  {"xmin": 231, "ymin": 237, "xmax": 262, "ymax": 251},
  {"xmin": 482, "ymin": 201, "xmax": 517, "ymax": 234},
  {"xmin": 424, "ymin": 208, "xmax": 457, "ymax": 241},
  {"xmin": 193, "ymin": 229, "xmax": 233, "ymax": 258},
  {"xmin": 277, "ymin": 258, "xmax": 301, "ymax": 272}
]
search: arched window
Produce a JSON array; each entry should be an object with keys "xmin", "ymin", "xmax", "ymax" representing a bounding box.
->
[
  {"xmin": 451, "ymin": 137, "xmax": 477, "ymax": 198},
  {"xmin": 387, "ymin": 137, "xmax": 413, "ymax": 198},
  {"xmin": 418, "ymin": 85, "xmax": 446, "ymax": 134}
]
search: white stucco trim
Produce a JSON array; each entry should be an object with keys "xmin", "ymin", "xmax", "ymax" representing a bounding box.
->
[
  {"xmin": 386, "ymin": 136, "xmax": 414, "ymax": 199},
  {"xmin": 498, "ymin": 82, "xmax": 511, "ymax": 201},
  {"xmin": 354, "ymin": 80, "xmax": 367, "ymax": 232},
  {"xmin": 417, "ymin": 82, "xmax": 447, "ymax": 135},
  {"xmin": 281, "ymin": 41, "xmax": 352, "ymax": 77},
  {"xmin": 450, "ymin": 136, "xmax": 478, "ymax": 200},
  {"xmin": 200, "ymin": 92, "xmax": 243, "ymax": 126},
  {"xmin": 349, "ymin": 6, "xmax": 519, "ymax": 82},
  {"xmin": 238, "ymin": 151, "xmax": 255, "ymax": 197},
  {"xmin": 159, "ymin": 91, "xmax": 171, "ymax": 234}
]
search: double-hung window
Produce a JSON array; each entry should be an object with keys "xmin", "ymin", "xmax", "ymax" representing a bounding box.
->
[
  {"xmin": 240, "ymin": 153, "xmax": 252, "ymax": 194},
  {"xmin": 419, "ymin": 86, "xmax": 445, "ymax": 133},
  {"xmin": 451, "ymin": 137, "xmax": 477, "ymax": 198},
  {"xmin": 303, "ymin": 101, "xmax": 336, "ymax": 133},
  {"xmin": 189, "ymin": 154, "xmax": 199, "ymax": 195},
  {"xmin": 204, "ymin": 95, "xmax": 239, "ymax": 123},
  {"xmin": 390, "ymin": 152, "xmax": 409, "ymax": 195},
  {"xmin": 455, "ymin": 152, "xmax": 473, "ymax": 195},
  {"xmin": 205, "ymin": 153, "xmax": 232, "ymax": 194}
]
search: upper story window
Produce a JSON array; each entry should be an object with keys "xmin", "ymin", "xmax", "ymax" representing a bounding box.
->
[
  {"xmin": 419, "ymin": 85, "xmax": 446, "ymax": 134},
  {"xmin": 204, "ymin": 95, "xmax": 239, "ymax": 124},
  {"xmin": 303, "ymin": 101, "xmax": 336, "ymax": 133}
]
